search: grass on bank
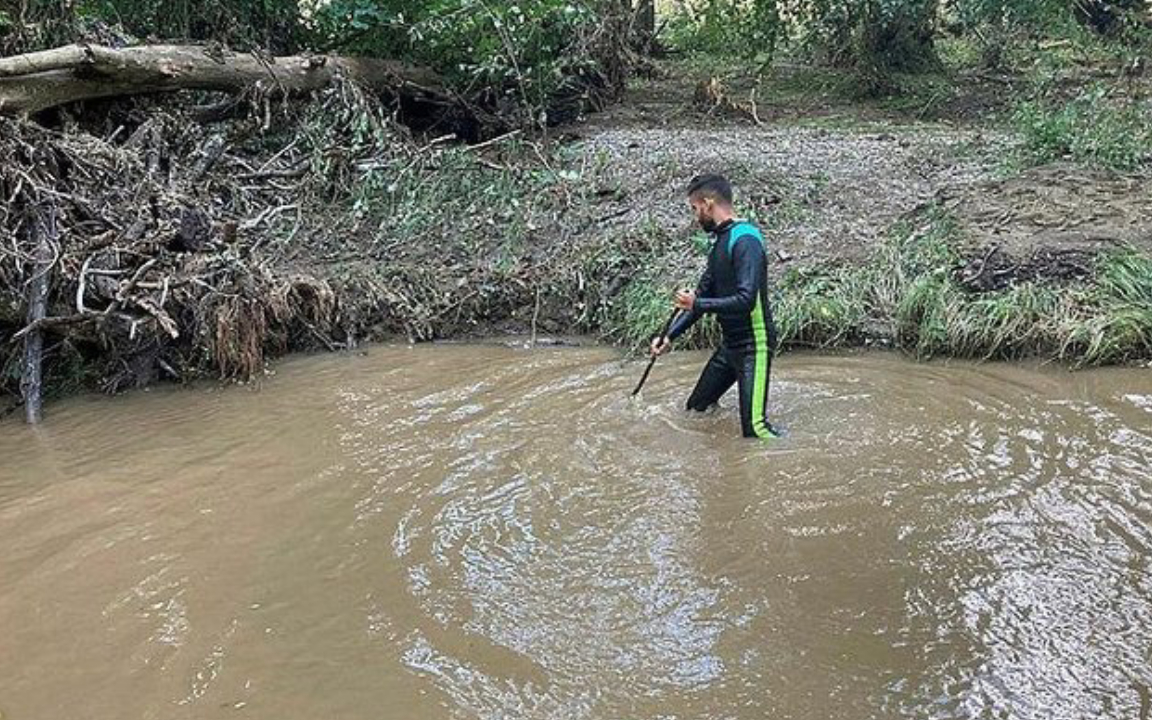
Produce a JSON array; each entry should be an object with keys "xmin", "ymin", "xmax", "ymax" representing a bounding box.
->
[
  {"xmin": 606, "ymin": 208, "xmax": 1152, "ymax": 367},
  {"xmin": 1011, "ymin": 84, "xmax": 1152, "ymax": 171}
]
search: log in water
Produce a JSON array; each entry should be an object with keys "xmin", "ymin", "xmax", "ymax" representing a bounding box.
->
[{"xmin": 1, "ymin": 344, "xmax": 1150, "ymax": 719}]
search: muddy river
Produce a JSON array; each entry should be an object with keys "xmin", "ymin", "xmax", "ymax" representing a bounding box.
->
[{"xmin": 2, "ymin": 344, "xmax": 1150, "ymax": 719}]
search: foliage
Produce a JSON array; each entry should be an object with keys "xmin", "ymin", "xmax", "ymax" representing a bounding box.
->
[
  {"xmin": 946, "ymin": 0, "xmax": 1072, "ymax": 66},
  {"xmin": 1012, "ymin": 84, "xmax": 1152, "ymax": 171},
  {"xmin": 0, "ymin": 0, "xmax": 627, "ymax": 126},
  {"xmin": 665, "ymin": 0, "xmax": 1151, "ymax": 76},
  {"xmin": 664, "ymin": 0, "xmax": 781, "ymax": 64},
  {"xmin": 0, "ymin": 0, "xmax": 305, "ymax": 53},
  {"xmin": 0, "ymin": 0, "xmax": 84, "ymax": 53},
  {"xmin": 1066, "ymin": 249, "xmax": 1152, "ymax": 364},
  {"xmin": 306, "ymin": 0, "xmax": 615, "ymax": 122},
  {"xmin": 74, "ymin": 0, "xmax": 305, "ymax": 50},
  {"xmin": 664, "ymin": 0, "xmax": 940, "ymax": 73},
  {"xmin": 774, "ymin": 265, "xmax": 866, "ymax": 346}
]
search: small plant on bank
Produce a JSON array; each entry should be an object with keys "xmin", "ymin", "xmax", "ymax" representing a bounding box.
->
[{"xmin": 1012, "ymin": 85, "xmax": 1152, "ymax": 171}]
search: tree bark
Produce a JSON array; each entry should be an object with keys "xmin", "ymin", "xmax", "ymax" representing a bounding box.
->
[
  {"xmin": 0, "ymin": 43, "xmax": 451, "ymax": 116},
  {"xmin": 634, "ymin": 0, "xmax": 656, "ymax": 49},
  {"xmin": 1074, "ymin": 0, "xmax": 1146, "ymax": 34},
  {"xmin": 20, "ymin": 200, "xmax": 56, "ymax": 425}
]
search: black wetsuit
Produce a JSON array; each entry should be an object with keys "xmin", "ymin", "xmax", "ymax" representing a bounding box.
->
[{"xmin": 667, "ymin": 219, "xmax": 778, "ymax": 438}]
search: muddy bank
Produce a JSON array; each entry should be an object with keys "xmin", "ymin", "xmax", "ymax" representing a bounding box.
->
[
  {"xmin": 2, "ymin": 70, "xmax": 1151, "ymax": 412},
  {"xmin": 577, "ymin": 125, "xmax": 999, "ymax": 264},
  {"xmin": 944, "ymin": 162, "xmax": 1152, "ymax": 256}
]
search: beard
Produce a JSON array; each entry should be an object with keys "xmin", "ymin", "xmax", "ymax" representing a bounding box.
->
[{"xmin": 700, "ymin": 217, "xmax": 718, "ymax": 233}]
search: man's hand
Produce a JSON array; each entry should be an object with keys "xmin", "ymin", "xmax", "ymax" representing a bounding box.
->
[
  {"xmin": 650, "ymin": 336, "xmax": 671, "ymax": 357},
  {"xmin": 675, "ymin": 289, "xmax": 696, "ymax": 312}
]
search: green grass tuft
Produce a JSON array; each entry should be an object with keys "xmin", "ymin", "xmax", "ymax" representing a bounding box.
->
[
  {"xmin": 774, "ymin": 265, "xmax": 866, "ymax": 347},
  {"xmin": 1012, "ymin": 85, "xmax": 1152, "ymax": 171}
]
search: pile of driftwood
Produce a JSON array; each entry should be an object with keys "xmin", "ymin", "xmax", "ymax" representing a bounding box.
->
[
  {"xmin": 0, "ymin": 48, "xmax": 451, "ymax": 422},
  {"xmin": 0, "ymin": 112, "xmax": 347, "ymax": 421},
  {"xmin": 0, "ymin": 38, "xmax": 639, "ymax": 423}
]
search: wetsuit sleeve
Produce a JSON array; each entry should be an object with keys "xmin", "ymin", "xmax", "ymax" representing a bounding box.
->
[
  {"xmin": 666, "ymin": 262, "xmax": 714, "ymax": 341},
  {"xmin": 693, "ymin": 235, "xmax": 765, "ymax": 315}
]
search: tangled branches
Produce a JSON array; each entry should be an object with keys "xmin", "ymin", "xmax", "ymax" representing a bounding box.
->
[
  {"xmin": 0, "ymin": 64, "xmax": 643, "ymax": 416},
  {"xmin": 0, "ymin": 81, "xmax": 405, "ymax": 405}
]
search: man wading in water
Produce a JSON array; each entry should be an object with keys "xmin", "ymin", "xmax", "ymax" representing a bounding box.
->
[{"xmin": 650, "ymin": 174, "xmax": 780, "ymax": 439}]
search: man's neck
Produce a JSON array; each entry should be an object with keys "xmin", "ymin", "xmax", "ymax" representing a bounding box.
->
[
  {"xmin": 712, "ymin": 215, "xmax": 736, "ymax": 233},
  {"xmin": 712, "ymin": 210, "xmax": 736, "ymax": 228}
]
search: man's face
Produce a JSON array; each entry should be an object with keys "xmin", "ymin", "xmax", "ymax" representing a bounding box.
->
[{"xmin": 689, "ymin": 194, "xmax": 718, "ymax": 233}]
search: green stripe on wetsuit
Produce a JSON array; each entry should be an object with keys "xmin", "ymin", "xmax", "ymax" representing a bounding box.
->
[
  {"xmin": 732, "ymin": 223, "xmax": 776, "ymax": 440},
  {"xmin": 750, "ymin": 296, "xmax": 769, "ymax": 438}
]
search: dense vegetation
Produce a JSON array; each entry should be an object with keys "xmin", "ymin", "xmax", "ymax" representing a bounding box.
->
[
  {"xmin": 0, "ymin": 0, "xmax": 637, "ymax": 124},
  {"xmin": 5, "ymin": 1, "xmax": 1149, "ymax": 104}
]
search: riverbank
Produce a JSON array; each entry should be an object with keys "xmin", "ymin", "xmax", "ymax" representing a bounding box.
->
[{"xmin": 2, "ymin": 53, "xmax": 1151, "ymax": 413}]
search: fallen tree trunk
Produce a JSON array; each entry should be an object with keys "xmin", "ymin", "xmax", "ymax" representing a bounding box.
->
[{"xmin": 0, "ymin": 43, "xmax": 453, "ymax": 116}]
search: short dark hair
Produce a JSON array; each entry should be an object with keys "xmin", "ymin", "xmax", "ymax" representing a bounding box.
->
[{"xmin": 686, "ymin": 174, "xmax": 733, "ymax": 204}]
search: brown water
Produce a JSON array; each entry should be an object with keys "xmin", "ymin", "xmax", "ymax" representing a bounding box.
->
[{"xmin": 1, "ymin": 344, "xmax": 1151, "ymax": 720}]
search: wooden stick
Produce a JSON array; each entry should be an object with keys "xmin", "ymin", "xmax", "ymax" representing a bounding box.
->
[
  {"xmin": 463, "ymin": 129, "xmax": 522, "ymax": 153},
  {"xmin": 631, "ymin": 307, "xmax": 680, "ymax": 397},
  {"xmin": 20, "ymin": 200, "xmax": 57, "ymax": 424},
  {"xmin": 10, "ymin": 313, "xmax": 95, "ymax": 343}
]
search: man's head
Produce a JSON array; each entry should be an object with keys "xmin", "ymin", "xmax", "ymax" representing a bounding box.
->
[{"xmin": 686, "ymin": 174, "xmax": 734, "ymax": 234}]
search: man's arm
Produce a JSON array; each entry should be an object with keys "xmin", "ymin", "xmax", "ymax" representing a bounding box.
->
[{"xmin": 693, "ymin": 236, "xmax": 765, "ymax": 315}]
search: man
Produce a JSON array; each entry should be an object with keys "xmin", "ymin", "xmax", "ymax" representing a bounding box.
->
[{"xmin": 650, "ymin": 174, "xmax": 779, "ymax": 439}]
